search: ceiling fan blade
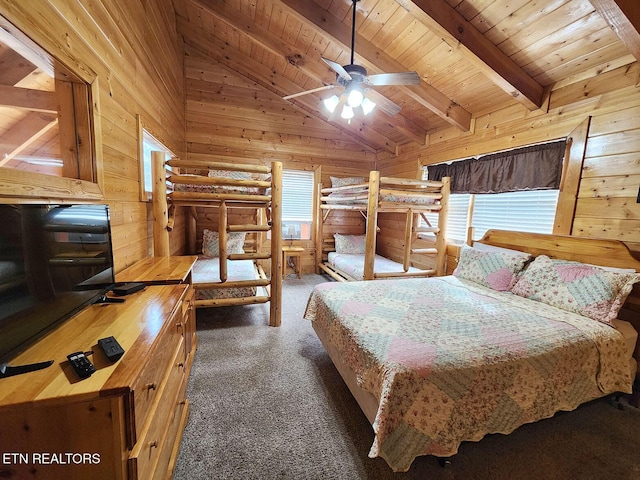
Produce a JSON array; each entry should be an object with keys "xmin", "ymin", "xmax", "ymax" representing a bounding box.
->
[
  {"xmin": 283, "ymin": 84, "xmax": 335, "ymax": 100},
  {"xmin": 321, "ymin": 57, "xmax": 352, "ymax": 81},
  {"xmin": 365, "ymin": 71, "xmax": 420, "ymax": 86},
  {"xmin": 364, "ymin": 89, "xmax": 402, "ymax": 117}
]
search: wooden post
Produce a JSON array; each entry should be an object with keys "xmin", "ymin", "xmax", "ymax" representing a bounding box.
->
[
  {"xmin": 270, "ymin": 161, "xmax": 283, "ymax": 326},
  {"xmin": 403, "ymin": 210, "xmax": 413, "ymax": 271},
  {"xmin": 364, "ymin": 171, "xmax": 380, "ymax": 280},
  {"xmin": 313, "ymin": 166, "xmax": 322, "ymax": 274},
  {"xmin": 152, "ymin": 151, "xmax": 169, "ymax": 257},
  {"xmin": 219, "ymin": 201, "xmax": 228, "ymax": 282},
  {"xmin": 435, "ymin": 177, "xmax": 450, "ymax": 276}
]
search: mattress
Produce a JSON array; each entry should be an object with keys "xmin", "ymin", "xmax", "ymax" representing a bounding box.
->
[
  {"xmin": 327, "ymin": 252, "xmax": 423, "ymax": 280},
  {"xmin": 192, "ymin": 256, "xmax": 258, "ymax": 300},
  {"xmin": 304, "ymin": 275, "xmax": 634, "ymax": 471}
]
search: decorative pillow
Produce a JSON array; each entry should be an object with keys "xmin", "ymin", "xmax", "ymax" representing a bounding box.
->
[
  {"xmin": 453, "ymin": 244, "xmax": 532, "ymax": 291},
  {"xmin": 202, "ymin": 229, "xmax": 246, "ymax": 258},
  {"xmin": 510, "ymin": 255, "xmax": 640, "ymax": 324},
  {"xmin": 334, "ymin": 234, "xmax": 366, "ymax": 254}
]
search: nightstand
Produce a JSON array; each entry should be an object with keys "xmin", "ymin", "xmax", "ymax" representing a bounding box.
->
[{"xmin": 282, "ymin": 246, "xmax": 304, "ymax": 279}]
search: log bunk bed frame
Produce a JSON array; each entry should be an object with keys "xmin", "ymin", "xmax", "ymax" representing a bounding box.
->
[
  {"xmin": 315, "ymin": 171, "xmax": 450, "ymax": 281},
  {"xmin": 152, "ymin": 152, "xmax": 283, "ymax": 327}
]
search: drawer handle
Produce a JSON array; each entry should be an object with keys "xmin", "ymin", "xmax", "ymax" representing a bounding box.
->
[
  {"xmin": 149, "ymin": 440, "xmax": 158, "ymax": 449},
  {"xmin": 146, "ymin": 382, "xmax": 156, "ymax": 391}
]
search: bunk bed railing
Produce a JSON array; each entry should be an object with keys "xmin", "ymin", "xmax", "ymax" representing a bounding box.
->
[{"xmin": 316, "ymin": 171, "xmax": 450, "ymax": 281}]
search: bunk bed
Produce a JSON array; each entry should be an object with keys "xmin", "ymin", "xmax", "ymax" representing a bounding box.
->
[
  {"xmin": 152, "ymin": 152, "xmax": 282, "ymax": 327},
  {"xmin": 315, "ymin": 171, "xmax": 450, "ymax": 281},
  {"xmin": 304, "ymin": 229, "xmax": 640, "ymax": 471}
]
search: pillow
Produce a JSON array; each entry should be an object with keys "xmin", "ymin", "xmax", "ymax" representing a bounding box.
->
[
  {"xmin": 510, "ymin": 255, "xmax": 640, "ymax": 324},
  {"xmin": 453, "ymin": 244, "xmax": 532, "ymax": 291},
  {"xmin": 330, "ymin": 176, "xmax": 366, "ymax": 189},
  {"xmin": 202, "ymin": 229, "xmax": 246, "ymax": 258},
  {"xmin": 334, "ymin": 234, "xmax": 366, "ymax": 254},
  {"xmin": 208, "ymin": 169, "xmax": 252, "ymax": 181}
]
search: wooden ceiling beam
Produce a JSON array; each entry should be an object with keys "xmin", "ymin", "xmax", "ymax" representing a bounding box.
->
[
  {"xmin": 404, "ymin": 0, "xmax": 544, "ymax": 111},
  {"xmin": 277, "ymin": 0, "xmax": 472, "ymax": 131},
  {"xmin": 589, "ymin": 0, "xmax": 640, "ymax": 62},
  {"xmin": 194, "ymin": 0, "xmax": 427, "ymax": 146},
  {"xmin": 0, "ymin": 84, "xmax": 57, "ymax": 113},
  {"xmin": 177, "ymin": 17, "xmax": 396, "ymax": 153}
]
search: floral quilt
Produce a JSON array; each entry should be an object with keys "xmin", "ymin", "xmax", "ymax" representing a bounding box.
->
[
  {"xmin": 304, "ymin": 276, "xmax": 633, "ymax": 471},
  {"xmin": 193, "ymin": 257, "xmax": 258, "ymax": 300}
]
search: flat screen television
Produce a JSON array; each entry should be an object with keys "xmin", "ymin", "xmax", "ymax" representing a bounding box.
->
[{"xmin": 0, "ymin": 203, "xmax": 116, "ymax": 362}]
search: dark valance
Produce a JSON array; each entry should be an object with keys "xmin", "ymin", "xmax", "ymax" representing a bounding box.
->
[{"xmin": 427, "ymin": 140, "xmax": 566, "ymax": 194}]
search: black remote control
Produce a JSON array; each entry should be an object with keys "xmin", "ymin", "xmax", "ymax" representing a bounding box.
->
[
  {"xmin": 98, "ymin": 336, "xmax": 125, "ymax": 362},
  {"xmin": 67, "ymin": 351, "xmax": 96, "ymax": 379}
]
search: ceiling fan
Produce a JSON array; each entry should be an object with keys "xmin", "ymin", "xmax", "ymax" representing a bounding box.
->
[{"xmin": 282, "ymin": 0, "xmax": 420, "ymax": 121}]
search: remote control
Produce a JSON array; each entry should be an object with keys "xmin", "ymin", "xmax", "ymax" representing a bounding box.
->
[
  {"xmin": 67, "ymin": 351, "xmax": 96, "ymax": 379},
  {"xmin": 98, "ymin": 336, "xmax": 125, "ymax": 362}
]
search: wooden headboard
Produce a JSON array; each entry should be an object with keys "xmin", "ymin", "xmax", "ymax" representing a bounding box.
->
[{"xmin": 478, "ymin": 229, "xmax": 640, "ymax": 371}]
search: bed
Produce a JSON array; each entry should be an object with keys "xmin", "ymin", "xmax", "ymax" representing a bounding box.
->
[
  {"xmin": 316, "ymin": 172, "xmax": 450, "ymax": 281},
  {"xmin": 304, "ymin": 230, "xmax": 640, "ymax": 471},
  {"xmin": 152, "ymin": 156, "xmax": 283, "ymax": 326},
  {"xmin": 326, "ymin": 251, "xmax": 423, "ymax": 281}
]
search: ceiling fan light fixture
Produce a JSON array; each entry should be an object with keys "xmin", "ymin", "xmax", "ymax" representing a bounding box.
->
[
  {"xmin": 362, "ymin": 97, "xmax": 376, "ymax": 115},
  {"xmin": 323, "ymin": 94, "xmax": 340, "ymax": 113},
  {"xmin": 341, "ymin": 104, "xmax": 355, "ymax": 120},
  {"xmin": 347, "ymin": 88, "xmax": 364, "ymax": 108}
]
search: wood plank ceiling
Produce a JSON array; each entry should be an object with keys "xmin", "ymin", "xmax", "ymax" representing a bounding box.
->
[{"xmin": 176, "ymin": 0, "xmax": 640, "ymax": 154}]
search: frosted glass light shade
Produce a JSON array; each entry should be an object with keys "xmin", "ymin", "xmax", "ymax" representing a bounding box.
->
[
  {"xmin": 361, "ymin": 97, "xmax": 376, "ymax": 115},
  {"xmin": 323, "ymin": 95, "xmax": 340, "ymax": 113},
  {"xmin": 347, "ymin": 89, "xmax": 364, "ymax": 108},
  {"xmin": 341, "ymin": 104, "xmax": 354, "ymax": 119}
]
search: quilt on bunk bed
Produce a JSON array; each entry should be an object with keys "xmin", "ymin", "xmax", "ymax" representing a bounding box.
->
[
  {"xmin": 192, "ymin": 229, "xmax": 258, "ymax": 301},
  {"xmin": 327, "ymin": 252, "xmax": 422, "ymax": 280},
  {"xmin": 328, "ymin": 233, "xmax": 423, "ymax": 280},
  {"xmin": 324, "ymin": 176, "xmax": 436, "ymax": 205},
  {"xmin": 304, "ymin": 247, "xmax": 638, "ymax": 471},
  {"xmin": 192, "ymin": 256, "xmax": 258, "ymax": 301},
  {"xmin": 172, "ymin": 170, "xmax": 269, "ymax": 194}
]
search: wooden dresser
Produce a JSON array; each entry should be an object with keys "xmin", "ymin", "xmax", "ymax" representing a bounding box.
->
[{"xmin": 0, "ymin": 284, "xmax": 195, "ymax": 479}]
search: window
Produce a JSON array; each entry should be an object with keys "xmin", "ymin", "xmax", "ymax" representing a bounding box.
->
[
  {"xmin": 421, "ymin": 169, "xmax": 559, "ymax": 244},
  {"xmin": 281, "ymin": 169, "xmax": 314, "ymax": 240},
  {"xmin": 138, "ymin": 120, "xmax": 174, "ymax": 201},
  {"xmin": 0, "ymin": 14, "xmax": 102, "ymax": 200}
]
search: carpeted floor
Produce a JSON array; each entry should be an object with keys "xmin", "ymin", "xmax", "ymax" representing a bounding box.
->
[{"xmin": 173, "ymin": 274, "xmax": 640, "ymax": 480}]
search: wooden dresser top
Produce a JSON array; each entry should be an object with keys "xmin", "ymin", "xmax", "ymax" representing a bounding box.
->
[{"xmin": 0, "ymin": 284, "xmax": 188, "ymax": 410}]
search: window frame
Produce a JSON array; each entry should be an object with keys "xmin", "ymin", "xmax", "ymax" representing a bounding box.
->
[
  {"xmin": 0, "ymin": 14, "xmax": 104, "ymax": 202},
  {"xmin": 281, "ymin": 168, "xmax": 315, "ymax": 241}
]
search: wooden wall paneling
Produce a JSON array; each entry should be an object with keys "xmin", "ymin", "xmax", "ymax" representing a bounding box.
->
[{"xmin": 0, "ymin": 0, "xmax": 187, "ymax": 271}]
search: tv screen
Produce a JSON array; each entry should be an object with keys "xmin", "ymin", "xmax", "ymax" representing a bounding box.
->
[{"xmin": 0, "ymin": 204, "xmax": 115, "ymax": 362}]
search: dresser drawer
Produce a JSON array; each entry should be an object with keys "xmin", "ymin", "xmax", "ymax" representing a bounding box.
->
[
  {"xmin": 130, "ymin": 315, "xmax": 183, "ymax": 443},
  {"xmin": 129, "ymin": 337, "xmax": 186, "ymax": 480}
]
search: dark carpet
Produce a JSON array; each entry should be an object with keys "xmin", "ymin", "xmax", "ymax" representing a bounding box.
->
[{"xmin": 173, "ymin": 274, "xmax": 640, "ymax": 480}]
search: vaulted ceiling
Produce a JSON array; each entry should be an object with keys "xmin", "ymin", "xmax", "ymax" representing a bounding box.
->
[{"xmin": 174, "ymin": 0, "xmax": 640, "ymax": 154}]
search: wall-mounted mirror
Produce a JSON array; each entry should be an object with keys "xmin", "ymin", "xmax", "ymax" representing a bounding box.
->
[{"xmin": 0, "ymin": 14, "xmax": 103, "ymax": 201}]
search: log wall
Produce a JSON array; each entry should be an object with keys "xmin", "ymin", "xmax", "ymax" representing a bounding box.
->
[
  {"xmin": 378, "ymin": 62, "xmax": 640, "ymax": 269},
  {"xmin": 0, "ymin": 0, "xmax": 186, "ymax": 272}
]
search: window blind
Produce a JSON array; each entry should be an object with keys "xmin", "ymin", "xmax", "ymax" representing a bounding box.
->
[{"xmin": 282, "ymin": 169, "xmax": 314, "ymax": 222}]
